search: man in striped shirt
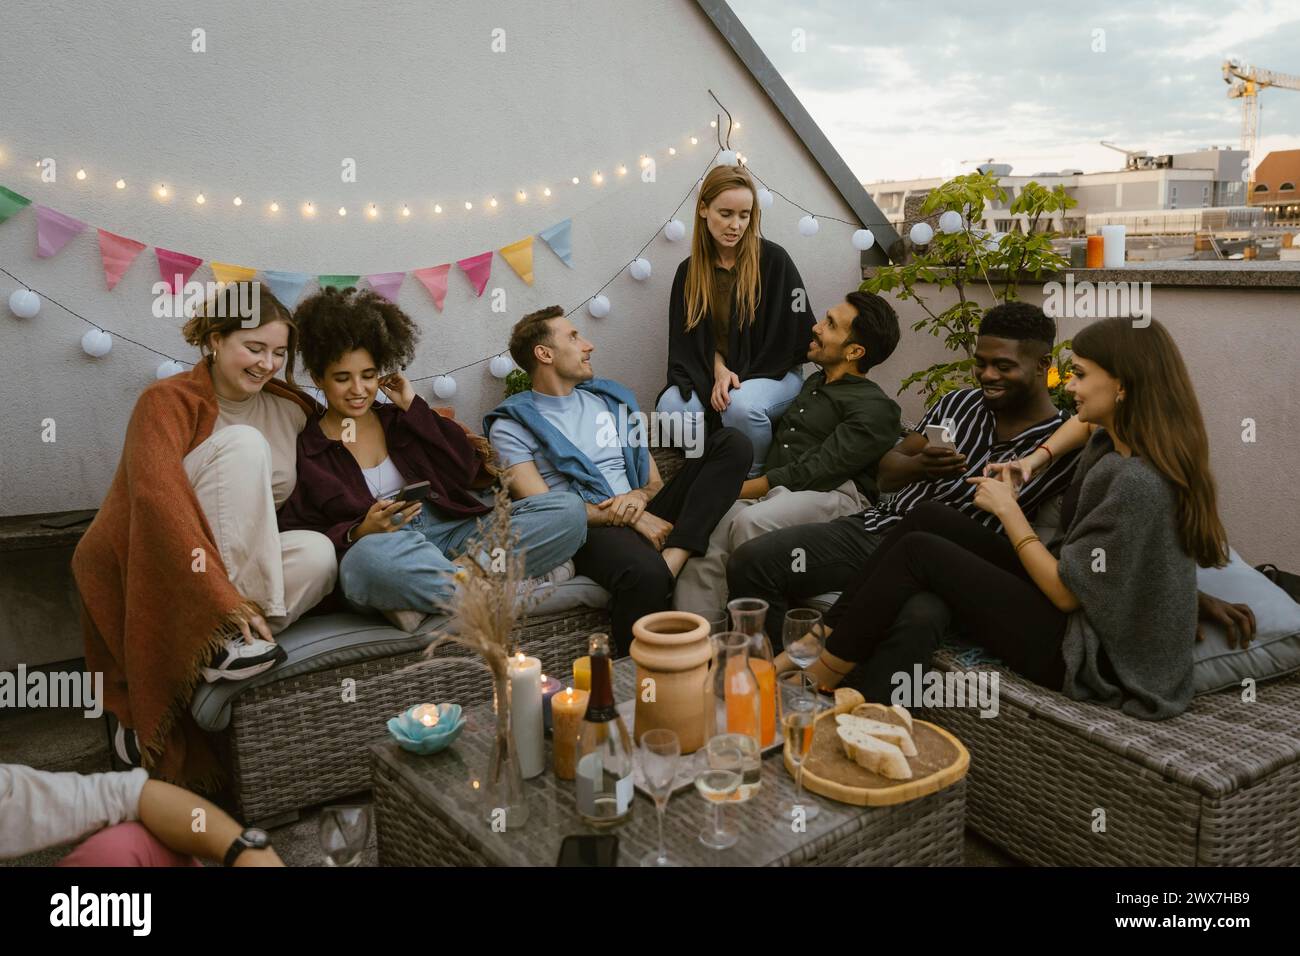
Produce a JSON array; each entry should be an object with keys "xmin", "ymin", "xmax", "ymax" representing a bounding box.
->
[{"xmin": 727, "ymin": 302, "xmax": 1078, "ymax": 639}]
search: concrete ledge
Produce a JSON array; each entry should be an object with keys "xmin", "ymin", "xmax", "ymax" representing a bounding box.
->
[
  {"xmin": 863, "ymin": 260, "xmax": 1300, "ymax": 289},
  {"xmin": 0, "ymin": 510, "xmax": 96, "ymax": 554}
]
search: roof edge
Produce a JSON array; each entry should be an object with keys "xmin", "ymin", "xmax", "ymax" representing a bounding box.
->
[{"xmin": 694, "ymin": 0, "xmax": 897, "ymax": 265}]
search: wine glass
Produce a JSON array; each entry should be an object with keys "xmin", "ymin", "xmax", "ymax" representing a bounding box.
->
[
  {"xmin": 783, "ymin": 608, "xmax": 824, "ymax": 669},
  {"xmin": 696, "ymin": 735, "xmax": 743, "ymax": 850},
  {"xmin": 638, "ymin": 729, "xmax": 681, "ymax": 867},
  {"xmin": 319, "ymin": 804, "xmax": 371, "ymax": 866},
  {"xmin": 777, "ymin": 671, "xmax": 821, "ymax": 823}
]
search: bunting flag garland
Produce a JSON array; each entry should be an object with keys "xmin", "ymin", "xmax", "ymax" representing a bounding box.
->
[
  {"xmin": 497, "ymin": 236, "xmax": 535, "ymax": 286},
  {"xmin": 260, "ymin": 270, "xmax": 311, "ymax": 309},
  {"xmin": 537, "ymin": 218, "xmax": 574, "ymax": 268},
  {"xmin": 154, "ymin": 247, "xmax": 204, "ymax": 293},
  {"xmin": 96, "ymin": 229, "xmax": 147, "ymax": 291},
  {"xmin": 0, "ymin": 186, "xmax": 32, "ymax": 225},
  {"xmin": 412, "ymin": 264, "xmax": 451, "ymax": 311},
  {"xmin": 365, "ymin": 271, "xmax": 405, "ymax": 302},
  {"xmin": 35, "ymin": 205, "xmax": 87, "ymax": 258},
  {"xmin": 455, "ymin": 251, "xmax": 493, "ymax": 297},
  {"xmin": 318, "ymin": 274, "xmax": 361, "ymax": 291},
  {"xmin": 210, "ymin": 262, "xmax": 258, "ymax": 284}
]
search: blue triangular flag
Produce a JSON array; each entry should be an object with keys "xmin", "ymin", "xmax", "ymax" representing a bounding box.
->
[
  {"xmin": 537, "ymin": 218, "xmax": 573, "ymax": 268},
  {"xmin": 260, "ymin": 269, "xmax": 311, "ymax": 309}
]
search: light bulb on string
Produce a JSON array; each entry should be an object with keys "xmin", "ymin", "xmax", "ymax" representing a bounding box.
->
[
  {"xmin": 734, "ymin": 122, "xmax": 741, "ymax": 130},
  {"xmin": 639, "ymin": 155, "xmax": 650, "ymax": 168},
  {"xmin": 489, "ymin": 196, "xmax": 498, "ymax": 208},
  {"xmin": 668, "ymin": 147, "xmax": 676, "ymax": 156},
  {"xmin": 402, "ymin": 204, "xmax": 410, "ymax": 217},
  {"xmin": 710, "ymin": 120, "xmax": 717, "ymax": 128},
  {"xmin": 303, "ymin": 202, "xmax": 315, "ymax": 216},
  {"xmin": 76, "ymin": 169, "xmax": 87, "ymax": 181},
  {"xmin": 157, "ymin": 184, "xmax": 168, "ymax": 198},
  {"xmin": 368, "ymin": 203, "xmax": 378, "ymax": 217},
  {"xmin": 543, "ymin": 187, "xmax": 551, "ymax": 197},
  {"xmin": 517, "ymin": 190, "xmax": 527, "ymax": 202},
  {"xmin": 196, "ymin": 193, "xmax": 205, "ymax": 205},
  {"xmin": 435, "ymin": 204, "xmax": 443, "ymax": 214},
  {"xmin": 617, "ymin": 164, "xmax": 627, "ymax": 176},
  {"xmin": 593, "ymin": 172, "xmax": 603, "ymax": 185},
  {"xmin": 571, "ymin": 177, "xmax": 579, "ymax": 185},
  {"xmin": 115, "ymin": 179, "xmax": 126, "ymax": 190},
  {"xmin": 690, "ymin": 137, "xmax": 698, "ymax": 145},
  {"xmin": 270, "ymin": 201, "xmax": 279, "ymax": 212},
  {"xmin": 338, "ymin": 206, "xmax": 347, "ymax": 216},
  {"xmin": 464, "ymin": 201, "xmax": 472, "ymax": 211},
  {"xmin": 233, "ymin": 196, "xmax": 242, "ymax": 206}
]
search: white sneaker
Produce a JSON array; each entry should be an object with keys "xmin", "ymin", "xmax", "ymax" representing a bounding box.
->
[{"xmin": 201, "ymin": 635, "xmax": 286, "ymax": 682}]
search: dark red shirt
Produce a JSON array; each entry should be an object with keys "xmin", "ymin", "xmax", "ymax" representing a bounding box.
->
[{"xmin": 277, "ymin": 395, "xmax": 490, "ymax": 555}]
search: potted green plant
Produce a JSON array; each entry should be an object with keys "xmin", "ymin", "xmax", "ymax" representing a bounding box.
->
[{"xmin": 862, "ymin": 171, "xmax": 1077, "ymax": 408}]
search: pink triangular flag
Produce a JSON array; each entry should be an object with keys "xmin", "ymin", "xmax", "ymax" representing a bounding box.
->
[
  {"xmin": 456, "ymin": 251, "xmax": 493, "ymax": 297},
  {"xmin": 155, "ymin": 247, "xmax": 204, "ymax": 294},
  {"xmin": 96, "ymin": 229, "xmax": 147, "ymax": 291},
  {"xmin": 365, "ymin": 271, "xmax": 405, "ymax": 303},
  {"xmin": 35, "ymin": 205, "xmax": 87, "ymax": 258},
  {"xmin": 412, "ymin": 264, "xmax": 451, "ymax": 311}
]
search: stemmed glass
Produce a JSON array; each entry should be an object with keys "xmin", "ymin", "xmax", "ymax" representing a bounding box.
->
[
  {"xmin": 777, "ymin": 671, "xmax": 821, "ymax": 823},
  {"xmin": 638, "ymin": 729, "xmax": 681, "ymax": 867},
  {"xmin": 783, "ymin": 608, "xmax": 824, "ymax": 669},
  {"xmin": 696, "ymin": 735, "xmax": 743, "ymax": 850},
  {"xmin": 319, "ymin": 804, "xmax": 372, "ymax": 866}
]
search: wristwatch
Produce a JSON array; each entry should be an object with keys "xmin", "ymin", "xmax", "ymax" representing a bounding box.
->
[{"xmin": 224, "ymin": 827, "xmax": 272, "ymax": 866}]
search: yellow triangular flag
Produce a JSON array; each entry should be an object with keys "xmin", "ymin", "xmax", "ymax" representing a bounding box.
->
[
  {"xmin": 498, "ymin": 236, "xmax": 535, "ymax": 286},
  {"xmin": 210, "ymin": 262, "xmax": 258, "ymax": 285}
]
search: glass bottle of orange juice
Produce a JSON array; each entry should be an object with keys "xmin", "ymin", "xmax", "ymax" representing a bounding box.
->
[{"xmin": 727, "ymin": 598, "xmax": 777, "ymax": 749}]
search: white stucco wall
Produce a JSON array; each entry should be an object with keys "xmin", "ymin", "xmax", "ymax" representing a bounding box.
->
[{"xmin": 0, "ymin": 0, "xmax": 866, "ymax": 516}]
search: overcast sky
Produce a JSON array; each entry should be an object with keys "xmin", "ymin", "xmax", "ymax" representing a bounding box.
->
[{"xmin": 728, "ymin": 0, "xmax": 1300, "ymax": 183}]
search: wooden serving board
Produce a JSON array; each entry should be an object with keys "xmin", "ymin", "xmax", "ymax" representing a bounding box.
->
[{"xmin": 783, "ymin": 699, "xmax": 969, "ymax": 807}]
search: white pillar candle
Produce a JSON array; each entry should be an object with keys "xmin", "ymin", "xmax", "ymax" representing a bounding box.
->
[
  {"xmin": 508, "ymin": 653, "xmax": 545, "ymax": 779},
  {"xmin": 1101, "ymin": 224, "xmax": 1126, "ymax": 268}
]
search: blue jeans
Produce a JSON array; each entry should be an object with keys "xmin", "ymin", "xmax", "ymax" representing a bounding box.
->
[
  {"xmin": 338, "ymin": 490, "xmax": 587, "ymax": 613},
  {"xmin": 656, "ymin": 369, "xmax": 803, "ymax": 477}
]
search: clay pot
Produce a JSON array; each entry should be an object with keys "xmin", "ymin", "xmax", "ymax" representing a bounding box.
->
[{"xmin": 629, "ymin": 611, "xmax": 712, "ymax": 754}]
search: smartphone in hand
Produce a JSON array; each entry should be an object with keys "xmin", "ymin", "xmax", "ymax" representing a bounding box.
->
[{"xmin": 923, "ymin": 421, "xmax": 957, "ymax": 452}]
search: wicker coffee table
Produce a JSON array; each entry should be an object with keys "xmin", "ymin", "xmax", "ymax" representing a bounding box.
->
[{"xmin": 371, "ymin": 659, "xmax": 966, "ymax": 866}]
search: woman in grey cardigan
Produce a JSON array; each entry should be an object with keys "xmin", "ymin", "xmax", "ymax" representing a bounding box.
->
[{"xmin": 789, "ymin": 317, "xmax": 1227, "ymax": 720}]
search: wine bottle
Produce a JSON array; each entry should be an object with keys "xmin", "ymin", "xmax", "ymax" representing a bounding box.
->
[{"xmin": 576, "ymin": 633, "xmax": 634, "ymax": 828}]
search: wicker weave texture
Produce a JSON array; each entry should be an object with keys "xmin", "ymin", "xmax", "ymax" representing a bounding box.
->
[
  {"xmin": 228, "ymin": 607, "xmax": 608, "ymax": 823},
  {"xmin": 919, "ymin": 650, "xmax": 1300, "ymax": 866},
  {"xmin": 370, "ymin": 658, "xmax": 966, "ymax": 867}
]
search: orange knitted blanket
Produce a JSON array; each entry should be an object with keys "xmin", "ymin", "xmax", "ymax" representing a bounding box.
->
[{"xmin": 72, "ymin": 362, "xmax": 313, "ymax": 789}]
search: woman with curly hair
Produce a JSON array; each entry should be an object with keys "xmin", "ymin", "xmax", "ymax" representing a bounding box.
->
[
  {"xmin": 278, "ymin": 287, "xmax": 587, "ymax": 625},
  {"xmin": 72, "ymin": 282, "xmax": 338, "ymax": 787}
]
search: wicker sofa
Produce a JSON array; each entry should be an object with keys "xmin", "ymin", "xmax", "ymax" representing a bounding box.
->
[{"xmin": 186, "ymin": 448, "xmax": 686, "ymax": 825}]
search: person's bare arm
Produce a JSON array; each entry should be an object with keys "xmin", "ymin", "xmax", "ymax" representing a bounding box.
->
[
  {"xmin": 500, "ymin": 461, "xmax": 552, "ymax": 499},
  {"xmin": 137, "ymin": 779, "xmax": 282, "ymax": 867},
  {"xmin": 878, "ymin": 431, "xmax": 968, "ymax": 493}
]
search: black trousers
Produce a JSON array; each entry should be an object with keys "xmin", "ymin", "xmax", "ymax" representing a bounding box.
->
[
  {"xmin": 824, "ymin": 501, "xmax": 1067, "ymax": 693},
  {"xmin": 574, "ymin": 427, "xmax": 752, "ymax": 654},
  {"xmin": 727, "ymin": 514, "xmax": 885, "ymax": 640}
]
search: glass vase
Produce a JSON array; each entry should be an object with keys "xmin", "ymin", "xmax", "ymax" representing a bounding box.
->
[{"xmin": 483, "ymin": 669, "xmax": 529, "ymax": 829}]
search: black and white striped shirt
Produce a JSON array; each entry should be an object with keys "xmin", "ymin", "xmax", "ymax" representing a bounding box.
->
[{"xmin": 860, "ymin": 387, "xmax": 1078, "ymax": 534}]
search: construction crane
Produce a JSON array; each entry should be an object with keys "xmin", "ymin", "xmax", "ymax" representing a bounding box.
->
[{"xmin": 1222, "ymin": 59, "xmax": 1300, "ymax": 181}]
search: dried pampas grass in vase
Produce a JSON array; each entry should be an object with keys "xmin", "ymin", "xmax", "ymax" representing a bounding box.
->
[{"xmin": 426, "ymin": 476, "xmax": 533, "ymax": 827}]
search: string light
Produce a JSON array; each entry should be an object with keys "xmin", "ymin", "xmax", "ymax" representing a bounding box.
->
[
  {"xmin": 690, "ymin": 137, "xmax": 698, "ymax": 145},
  {"xmin": 734, "ymin": 122, "xmax": 741, "ymax": 130},
  {"xmin": 338, "ymin": 206, "xmax": 347, "ymax": 216},
  {"xmin": 617, "ymin": 164, "xmax": 627, "ymax": 176},
  {"xmin": 233, "ymin": 196, "xmax": 242, "ymax": 206},
  {"xmin": 303, "ymin": 201, "xmax": 315, "ymax": 216},
  {"xmin": 270, "ymin": 201, "xmax": 280, "ymax": 212},
  {"xmin": 489, "ymin": 196, "xmax": 498, "ymax": 208},
  {"xmin": 75, "ymin": 169, "xmax": 87, "ymax": 181},
  {"xmin": 115, "ymin": 179, "xmax": 126, "ymax": 190},
  {"xmin": 435, "ymin": 203, "xmax": 443, "ymax": 214},
  {"xmin": 368, "ymin": 203, "xmax": 378, "ymax": 217},
  {"xmin": 593, "ymin": 171, "xmax": 604, "ymax": 184},
  {"xmin": 668, "ymin": 147, "xmax": 677, "ymax": 156},
  {"xmin": 157, "ymin": 184, "xmax": 168, "ymax": 198},
  {"xmin": 402, "ymin": 204, "xmax": 411, "ymax": 217},
  {"xmin": 571, "ymin": 176, "xmax": 579, "ymax": 185},
  {"xmin": 517, "ymin": 190, "xmax": 527, "ymax": 202},
  {"xmin": 639, "ymin": 155, "xmax": 650, "ymax": 168},
  {"xmin": 543, "ymin": 187, "xmax": 551, "ymax": 197},
  {"xmin": 463, "ymin": 201, "xmax": 472, "ymax": 211},
  {"xmin": 195, "ymin": 193, "xmax": 205, "ymax": 204}
]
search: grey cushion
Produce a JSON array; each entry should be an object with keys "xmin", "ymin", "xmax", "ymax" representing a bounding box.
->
[
  {"xmin": 1192, "ymin": 548, "xmax": 1300, "ymax": 694},
  {"xmin": 190, "ymin": 574, "xmax": 613, "ymax": 732}
]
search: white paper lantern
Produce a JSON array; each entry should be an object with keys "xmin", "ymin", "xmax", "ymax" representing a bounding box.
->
[
  {"xmin": 8, "ymin": 288, "xmax": 40, "ymax": 319},
  {"xmin": 757, "ymin": 187, "xmax": 774, "ymax": 210},
  {"xmin": 663, "ymin": 219, "xmax": 686, "ymax": 242},
  {"xmin": 432, "ymin": 375, "xmax": 457, "ymax": 400},
  {"xmin": 909, "ymin": 222, "xmax": 934, "ymax": 246},
  {"xmin": 629, "ymin": 258, "xmax": 652, "ymax": 281},
  {"xmin": 588, "ymin": 294, "xmax": 610, "ymax": 318},
  {"xmin": 851, "ymin": 229, "xmax": 875, "ymax": 251},
  {"xmin": 798, "ymin": 215, "xmax": 819, "ymax": 237},
  {"xmin": 156, "ymin": 360, "xmax": 186, "ymax": 379},
  {"xmin": 489, "ymin": 353, "xmax": 514, "ymax": 379},
  {"xmin": 81, "ymin": 328, "xmax": 113, "ymax": 358},
  {"xmin": 718, "ymin": 150, "xmax": 738, "ymax": 166},
  {"xmin": 938, "ymin": 210, "xmax": 964, "ymax": 235}
]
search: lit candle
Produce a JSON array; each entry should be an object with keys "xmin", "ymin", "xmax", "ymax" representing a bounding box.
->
[
  {"xmin": 551, "ymin": 686, "xmax": 589, "ymax": 780},
  {"xmin": 411, "ymin": 703, "xmax": 439, "ymax": 728},
  {"xmin": 573, "ymin": 656, "xmax": 591, "ymax": 693},
  {"xmin": 508, "ymin": 653, "xmax": 545, "ymax": 779},
  {"xmin": 540, "ymin": 673, "xmax": 563, "ymax": 732}
]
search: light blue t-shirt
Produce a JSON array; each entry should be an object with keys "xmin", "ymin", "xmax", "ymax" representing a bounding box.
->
[{"xmin": 489, "ymin": 389, "xmax": 632, "ymax": 496}]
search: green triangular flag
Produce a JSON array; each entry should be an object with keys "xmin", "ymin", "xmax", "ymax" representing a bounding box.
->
[
  {"xmin": 318, "ymin": 274, "xmax": 361, "ymax": 291},
  {"xmin": 0, "ymin": 185, "xmax": 33, "ymax": 225}
]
